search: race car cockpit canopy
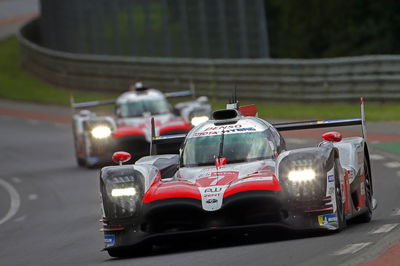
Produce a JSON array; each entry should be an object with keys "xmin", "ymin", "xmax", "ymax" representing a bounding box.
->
[
  {"xmin": 182, "ymin": 118, "xmax": 276, "ymax": 167},
  {"xmin": 116, "ymin": 89, "xmax": 172, "ymax": 118}
]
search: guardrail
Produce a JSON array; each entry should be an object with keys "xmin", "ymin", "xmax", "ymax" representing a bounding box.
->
[{"xmin": 18, "ymin": 20, "xmax": 400, "ymax": 102}]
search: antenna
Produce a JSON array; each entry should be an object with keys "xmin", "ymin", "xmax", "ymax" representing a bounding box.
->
[
  {"xmin": 360, "ymin": 97, "xmax": 368, "ymax": 142},
  {"xmin": 227, "ymin": 84, "xmax": 239, "ymax": 109},
  {"xmin": 150, "ymin": 117, "xmax": 157, "ymax": 155},
  {"xmin": 219, "ymin": 130, "xmax": 225, "ymax": 159},
  {"xmin": 70, "ymin": 94, "xmax": 75, "ymax": 114},
  {"xmin": 234, "ymin": 84, "xmax": 237, "ymax": 104}
]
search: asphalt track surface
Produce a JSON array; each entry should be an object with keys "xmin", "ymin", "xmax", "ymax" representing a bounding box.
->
[{"xmin": 1, "ymin": 104, "xmax": 400, "ymax": 266}]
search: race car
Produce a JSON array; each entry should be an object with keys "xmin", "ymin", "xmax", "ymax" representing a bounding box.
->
[
  {"xmin": 71, "ymin": 83, "xmax": 211, "ymax": 167},
  {"xmin": 99, "ymin": 98, "xmax": 375, "ymax": 257}
]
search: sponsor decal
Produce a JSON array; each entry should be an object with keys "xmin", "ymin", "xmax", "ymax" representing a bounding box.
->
[
  {"xmin": 318, "ymin": 213, "xmax": 338, "ymax": 226},
  {"xmin": 192, "ymin": 121, "xmax": 265, "ymax": 138},
  {"xmin": 204, "ymin": 125, "xmax": 242, "ymax": 131},
  {"xmin": 199, "ymin": 185, "xmax": 228, "ymax": 211},
  {"xmin": 204, "ymin": 187, "xmax": 223, "ymax": 193},
  {"xmin": 104, "ymin": 235, "xmax": 115, "ymax": 248},
  {"xmin": 196, "ymin": 171, "xmax": 239, "ymax": 187},
  {"xmin": 328, "ymin": 175, "xmax": 334, "ymax": 183},
  {"xmin": 204, "ymin": 193, "xmax": 220, "ymax": 198},
  {"xmin": 193, "ymin": 127, "xmax": 256, "ymax": 137}
]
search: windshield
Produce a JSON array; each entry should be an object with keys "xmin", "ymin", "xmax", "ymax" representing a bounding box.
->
[
  {"xmin": 119, "ymin": 99, "xmax": 171, "ymax": 117},
  {"xmin": 182, "ymin": 131, "xmax": 273, "ymax": 167}
]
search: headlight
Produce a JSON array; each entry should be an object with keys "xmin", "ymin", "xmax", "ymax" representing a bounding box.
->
[
  {"xmin": 288, "ymin": 169, "xmax": 316, "ymax": 182},
  {"xmin": 111, "ymin": 187, "xmax": 136, "ymax": 197},
  {"xmin": 191, "ymin": 116, "xmax": 209, "ymax": 126},
  {"xmin": 91, "ymin": 126, "xmax": 112, "ymax": 139}
]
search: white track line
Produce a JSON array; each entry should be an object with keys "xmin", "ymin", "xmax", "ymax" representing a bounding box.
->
[
  {"xmin": 334, "ymin": 243, "xmax": 372, "ymax": 255},
  {"xmin": 384, "ymin": 162, "xmax": 400, "ymax": 168},
  {"xmin": 0, "ymin": 178, "xmax": 21, "ymax": 225},
  {"xmin": 370, "ymin": 223, "xmax": 399, "ymax": 234},
  {"xmin": 369, "ymin": 154, "xmax": 384, "ymax": 160}
]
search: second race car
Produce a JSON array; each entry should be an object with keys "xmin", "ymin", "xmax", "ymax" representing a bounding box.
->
[{"xmin": 72, "ymin": 82, "xmax": 211, "ymax": 167}]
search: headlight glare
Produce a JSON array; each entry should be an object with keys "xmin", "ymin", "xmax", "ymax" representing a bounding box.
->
[
  {"xmin": 91, "ymin": 126, "xmax": 112, "ymax": 139},
  {"xmin": 288, "ymin": 169, "xmax": 316, "ymax": 182},
  {"xmin": 191, "ymin": 116, "xmax": 209, "ymax": 126},
  {"xmin": 111, "ymin": 187, "xmax": 136, "ymax": 197}
]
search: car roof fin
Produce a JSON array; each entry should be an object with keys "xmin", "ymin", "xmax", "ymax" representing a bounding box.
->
[{"xmin": 150, "ymin": 117, "xmax": 157, "ymax": 155}]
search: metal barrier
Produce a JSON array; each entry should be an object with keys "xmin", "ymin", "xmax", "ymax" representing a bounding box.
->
[
  {"xmin": 39, "ymin": 0, "xmax": 269, "ymax": 59},
  {"xmin": 18, "ymin": 20, "xmax": 400, "ymax": 102}
]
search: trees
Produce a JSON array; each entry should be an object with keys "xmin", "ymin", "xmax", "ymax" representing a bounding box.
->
[{"xmin": 265, "ymin": 0, "xmax": 400, "ymax": 58}]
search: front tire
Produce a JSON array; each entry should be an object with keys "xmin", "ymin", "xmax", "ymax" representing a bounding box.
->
[
  {"xmin": 355, "ymin": 154, "xmax": 373, "ymax": 223},
  {"xmin": 334, "ymin": 160, "xmax": 346, "ymax": 231}
]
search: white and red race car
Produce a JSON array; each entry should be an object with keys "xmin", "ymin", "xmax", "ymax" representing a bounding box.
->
[
  {"xmin": 99, "ymin": 99, "xmax": 375, "ymax": 257},
  {"xmin": 71, "ymin": 83, "xmax": 211, "ymax": 167}
]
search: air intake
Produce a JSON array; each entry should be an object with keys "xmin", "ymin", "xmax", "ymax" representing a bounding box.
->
[{"xmin": 212, "ymin": 109, "xmax": 239, "ymax": 120}]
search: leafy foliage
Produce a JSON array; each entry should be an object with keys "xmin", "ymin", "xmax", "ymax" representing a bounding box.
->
[{"xmin": 266, "ymin": 0, "xmax": 400, "ymax": 58}]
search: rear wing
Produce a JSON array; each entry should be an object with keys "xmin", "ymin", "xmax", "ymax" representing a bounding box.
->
[
  {"xmin": 149, "ymin": 98, "xmax": 368, "ymax": 154},
  {"xmin": 273, "ymin": 118, "xmax": 362, "ymax": 131},
  {"xmin": 70, "ymin": 89, "xmax": 192, "ymax": 109},
  {"xmin": 70, "ymin": 96, "xmax": 115, "ymax": 109},
  {"xmin": 165, "ymin": 80, "xmax": 196, "ymax": 98},
  {"xmin": 164, "ymin": 90, "xmax": 193, "ymax": 98}
]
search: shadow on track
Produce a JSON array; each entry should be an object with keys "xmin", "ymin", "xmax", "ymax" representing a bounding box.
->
[{"xmin": 104, "ymin": 226, "xmax": 336, "ymax": 262}]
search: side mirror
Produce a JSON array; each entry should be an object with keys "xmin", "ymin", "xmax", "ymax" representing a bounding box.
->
[
  {"xmin": 112, "ymin": 151, "xmax": 131, "ymax": 165},
  {"xmin": 322, "ymin": 131, "xmax": 342, "ymax": 142}
]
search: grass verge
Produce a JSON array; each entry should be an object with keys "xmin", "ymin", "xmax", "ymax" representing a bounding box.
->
[
  {"xmin": 0, "ymin": 38, "xmax": 116, "ymax": 105},
  {"xmin": 1, "ymin": 37, "xmax": 399, "ymax": 121}
]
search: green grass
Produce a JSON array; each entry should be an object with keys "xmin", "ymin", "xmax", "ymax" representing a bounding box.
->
[
  {"xmin": 0, "ymin": 38, "xmax": 116, "ymax": 105},
  {"xmin": 209, "ymin": 100, "xmax": 400, "ymax": 121},
  {"xmin": 0, "ymin": 37, "xmax": 399, "ymax": 121},
  {"xmin": 249, "ymin": 102, "xmax": 400, "ymax": 121}
]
